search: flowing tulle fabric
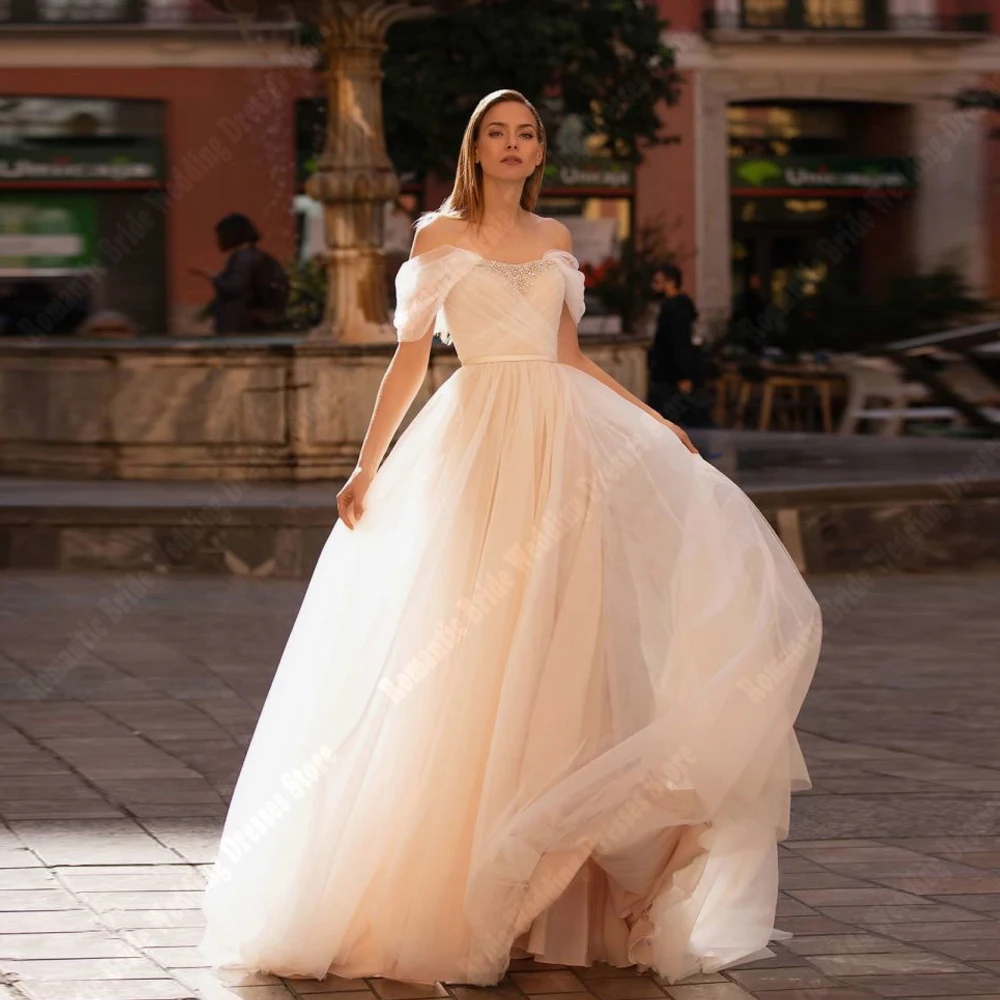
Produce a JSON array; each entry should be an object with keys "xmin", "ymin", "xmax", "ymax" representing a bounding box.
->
[{"xmin": 199, "ymin": 244, "xmax": 822, "ymax": 988}]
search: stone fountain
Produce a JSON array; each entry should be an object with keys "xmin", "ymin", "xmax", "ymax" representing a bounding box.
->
[
  {"xmin": 215, "ymin": 0, "xmax": 439, "ymax": 343},
  {"xmin": 0, "ymin": 0, "xmax": 650, "ymax": 483}
]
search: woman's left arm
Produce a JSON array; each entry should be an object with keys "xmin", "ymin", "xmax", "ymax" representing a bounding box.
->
[{"xmin": 556, "ymin": 304, "xmax": 698, "ymax": 454}]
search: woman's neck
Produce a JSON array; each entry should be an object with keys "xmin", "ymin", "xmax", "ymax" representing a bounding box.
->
[{"xmin": 478, "ymin": 176, "xmax": 526, "ymax": 235}]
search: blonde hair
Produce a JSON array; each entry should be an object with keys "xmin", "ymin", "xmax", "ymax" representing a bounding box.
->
[{"xmin": 416, "ymin": 89, "xmax": 547, "ymax": 233}]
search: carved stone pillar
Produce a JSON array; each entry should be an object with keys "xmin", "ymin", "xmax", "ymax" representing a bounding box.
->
[{"xmin": 305, "ymin": 0, "xmax": 424, "ymax": 342}]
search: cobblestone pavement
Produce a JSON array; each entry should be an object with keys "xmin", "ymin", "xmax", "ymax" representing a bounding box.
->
[{"xmin": 0, "ymin": 571, "xmax": 998, "ymax": 1000}]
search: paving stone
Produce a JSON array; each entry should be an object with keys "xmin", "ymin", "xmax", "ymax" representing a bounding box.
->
[
  {"xmin": 122, "ymin": 927, "xmax": 204, "ymax": 948},
  {"xmin": 862, "ymin": 920, "xmax": 1000, "ymax": 942},
  {"xmin": 173, "ymin": 968, "xmax": 296, "ymax": 1000},
  {"xmin": 774, "ymin": 917, "xmax": 859, "ymax": 937},
  {"xmin": 875, "ymin": 877, "xmax": 1000, "ymax": 895},
  {"xmin": 0, "ymin": 887, "xmax": 79, "ymax": 910},
  {"xmin": 284, "ymin": 976, "xmax": 370, "ymax": 994},
  {"xmin": 809, "ymin": 904, "xmax": 991, "ymax": 925},
  {"xmin": 0, "ymin": 931, "xmax": 139, "ymax": 960},
  {"xmin": 367, "ymin": 981, "xmax": 448, "ymax": 999},
  {"xmin": 75, "ymin": 889, "xmax": 203, "ymax": 912},
  {"xmin": 0, "ymin": 868, "xmax": 56, "ymax": 889},
  {"xmin": 54, "ymin": 865, "xmax": 205, "ymax": 892},
  {"xmin": 727, "ymin": 970, "xmax": 838, "ymax": 992},
  {"xmin": 292, "ymin": 993, "xmax": 375, "ymax": 1000},
  {"xmin": 510, "ymin": 972, "xmax": 589, "ymax": 994},
  {"xmin": 573, "ymin": 978, "xmax": 663, "ymax": 999},
  {"xmin": 0, "ymin": 910, "xmax": 100, "ymax": 932},
  {"xmin": 1, "ymin": 956, "xmax": 167, "ymax": 980},
  {"xmin": 929, "ymin": 893, "xmax": 1000, "ymax": 912},
  {"xmin": 15, "ymin": 980, "xmax": 197, "ymax": 1000},
  {"xmin": 98, "ymin": 908, "xmax": 206, "ymax": 931},
  {"xmin": 141, "ymin": 945, "xmax": 209, "ymax": 968},
  {"xmin": 747, "ymin": 991, "xmax": 876, "ymax": 1000},
  {"xmin": 922, "ymin": 939, "xmax": 1000, "ymax": 961},
  {"xmin": 808, "ymin": 952, "xmax": 973, "ymax": 975},
  {"xmin": 780, "ymin": 874, "xmax": 871, "ymax": 891},
  {"xmin": 9, "ymin": 820, "xmax": 181, "ymax": 866},
  {"xmin": 781, "ymin": 933, "xmax": 914, "ymax": 956},
  {"xmin": 838, "ymin": 973, "xmax": 1000, "ymax": 996},
  {"xmin": 1, "ymin": 572, "xmax": 998, "ymax": 1000},
  {"xmin": 786, "ymin": 889, "xmax": 932, "ymax": 908},
  {"xmin": 662, "ymin": 987, "xmax": 758, "ymax": 999}
]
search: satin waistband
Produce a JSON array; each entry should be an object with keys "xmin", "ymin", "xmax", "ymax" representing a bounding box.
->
[{"xmin": 462, "ymin": 354, "xmax": 557, "ymax": 366}]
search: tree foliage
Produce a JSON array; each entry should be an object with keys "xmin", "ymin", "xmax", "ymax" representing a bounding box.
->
[{"xmin": 380, "ymin": 0, "xmax": 682, "ymax": 179}]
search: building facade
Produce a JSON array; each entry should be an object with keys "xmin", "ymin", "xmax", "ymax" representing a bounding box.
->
[
  {"xmin": 0, "ymin": 0, "xmax": 316, "ymax": 335},
  {"xmin": 3, "ymin": 0, "xmax": 1000, "ymax": 341},
  {"xmin": 639, "ymin": 0, "xmax": 1000, "ymax": 338}
]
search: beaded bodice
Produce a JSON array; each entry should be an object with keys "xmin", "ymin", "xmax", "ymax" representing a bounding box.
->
[
  {"xmin": 392, "ymin": 245, "xmax": 586, "ymax": 363},
  {"xmin": 474, "ymin": 256, "xmax": 560, "ymax": 296}
]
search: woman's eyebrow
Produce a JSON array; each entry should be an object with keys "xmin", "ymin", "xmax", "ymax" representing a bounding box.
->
[{"xmin": 485, "ymin": 121, "xmax": 536, "ymax": 128}]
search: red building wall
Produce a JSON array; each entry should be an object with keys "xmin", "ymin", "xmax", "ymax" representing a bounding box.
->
[
  {"xmin": 2, "ymin": 63, "xmax": 318, "ymax": 331},
  {"xmin": 635, "ymin": 72, "xmax": 699, "ymax": 295}
]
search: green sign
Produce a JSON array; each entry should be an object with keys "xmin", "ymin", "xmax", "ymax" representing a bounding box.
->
[
  {"xmin": 0, "ymin": 195, "xmax": 98, "ymax": 269},
  {"xmin": 0, "ymin": 141, "xmax": 163, "ymax": 184},
  {"xmin": 544, "ymin": 159, "xmax": 634, "ymax": 191},
  {"xmin": 731, "ymin": 156, "xmax": 917, "ymax": 192}
]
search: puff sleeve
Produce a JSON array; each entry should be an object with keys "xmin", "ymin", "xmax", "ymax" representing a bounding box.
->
[
  {"xmin": 393, "ymin": 247, "xmax": 477, "ymax": 345},
  {"xmin": 548, "ymin": 250, "xmax": 586, "ymax": 326}
]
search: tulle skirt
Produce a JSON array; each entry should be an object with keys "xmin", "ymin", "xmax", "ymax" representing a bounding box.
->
[{"xmin": 199, "ymin": 357, "xmax": 822, "ymax": 987}]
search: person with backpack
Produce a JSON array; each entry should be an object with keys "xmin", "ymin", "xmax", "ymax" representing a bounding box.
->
[{"xmin": 189, "ymin": 213, "xmax": 290, "ymax": 334}]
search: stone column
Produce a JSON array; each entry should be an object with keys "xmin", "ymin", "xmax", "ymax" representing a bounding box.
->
[
  {"xmin": 695, "ymin": 78, "xmax": 732, "ymax": 341},
  {"xmin": 911, "ymin": 85, "xmax": 988, "ymax": 297},
  {"xmin": 305, "ymin": 0, "xmax": 422, "ymax": 342}
]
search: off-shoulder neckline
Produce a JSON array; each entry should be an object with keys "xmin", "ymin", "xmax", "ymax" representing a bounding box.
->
[{"xmin": 404, "ymin": 245, "xmax": 579, "ymax": 268}]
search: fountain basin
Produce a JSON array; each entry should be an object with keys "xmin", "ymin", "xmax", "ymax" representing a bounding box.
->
[{"xmin": 0, "ymin": 333, "xmax": 650, "ymax": 480}]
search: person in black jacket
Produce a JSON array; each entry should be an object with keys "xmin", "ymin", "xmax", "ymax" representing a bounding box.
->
[
  {"xmin": 647, "ymin": 264, "xmax": 711, "ymax": 427},
  {"xmin": 189, "ymin": 213, "xmax": 288, "ymax": 335}
]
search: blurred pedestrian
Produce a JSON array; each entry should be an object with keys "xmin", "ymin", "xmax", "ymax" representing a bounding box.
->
[
  {"xmin": 647, "ymin": 264, "xmax": 712, "ymax": 428},
  {"xmin": 189, "ymin": 213, "xmax": 289, "ymax": 334}
]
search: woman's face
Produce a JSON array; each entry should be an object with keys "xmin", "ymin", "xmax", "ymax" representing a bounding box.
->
[{"xmin": 475, "ymin": 101, "xmax": 543, "ymax": 182}]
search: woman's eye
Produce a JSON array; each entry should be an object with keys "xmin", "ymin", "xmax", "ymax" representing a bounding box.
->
[
  {"xmin": 489, "ymin": 131, "xmax": 502, "ymax": 138},
  {"xmin": 521, "ymin": 132, "xmax": 534, "ymax": 140}
]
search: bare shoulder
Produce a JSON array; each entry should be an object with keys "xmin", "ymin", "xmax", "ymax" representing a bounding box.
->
[
  {"xmin": 410, "ymin": 212, "xmax": 464, "ymax": 258},
  {"xmin": 533, "ymin": 215, "xmax": 573, "ymax": 253}
]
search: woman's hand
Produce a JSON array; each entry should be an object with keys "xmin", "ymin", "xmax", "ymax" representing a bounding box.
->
[
  {"xmin": 659, "ymin": 418, "xmax": 698, "ymax": 455},
  {"xmin": 336, "ymin": 465, "xmax": 373, "ymax": 530}
]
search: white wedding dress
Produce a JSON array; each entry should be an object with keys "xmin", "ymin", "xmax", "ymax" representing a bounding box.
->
[{"xmin": 198, "ymin": 244, "xmax": 822, "ymax": 988}]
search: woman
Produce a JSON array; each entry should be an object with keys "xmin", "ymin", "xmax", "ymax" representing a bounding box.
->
[
  {"xmin": 190, "ymin": 213, "xmax": 286, "ymax": 334},
  {"xmin": 199, "ymin": 90, "xmax": 821, "ymax": 989}
]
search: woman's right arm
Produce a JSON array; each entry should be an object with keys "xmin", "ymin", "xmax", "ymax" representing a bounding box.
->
[
  {"xmin": 336, "ymin": 221, "xmax": 450, "ymax": 529},
  {"xmin": 356, "ymin": 335, "xmax": 433, "ymax": 478},
  {"xmin": 336, "ymin": 324, "xmax": 433, "ymax": 530}
]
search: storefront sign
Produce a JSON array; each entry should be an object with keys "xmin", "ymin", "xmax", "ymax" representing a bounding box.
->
[
  {"xmin": 544, "ymin": 159, "xmax": 634, "ymax": 192},
  {"xmin": 0, "ymin": 195, "xmax": 98, "ymax": 269},
  {"xmin": 731, "ymin": 156, "xmax": 917, "ymax": 193},
  {"xmin": 0, "ymin": 0, "xmax": 143, "ymax": 23},
  {"xmin": 0, "ymin": 142, "xmax": 163, "ymax": 184}
]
